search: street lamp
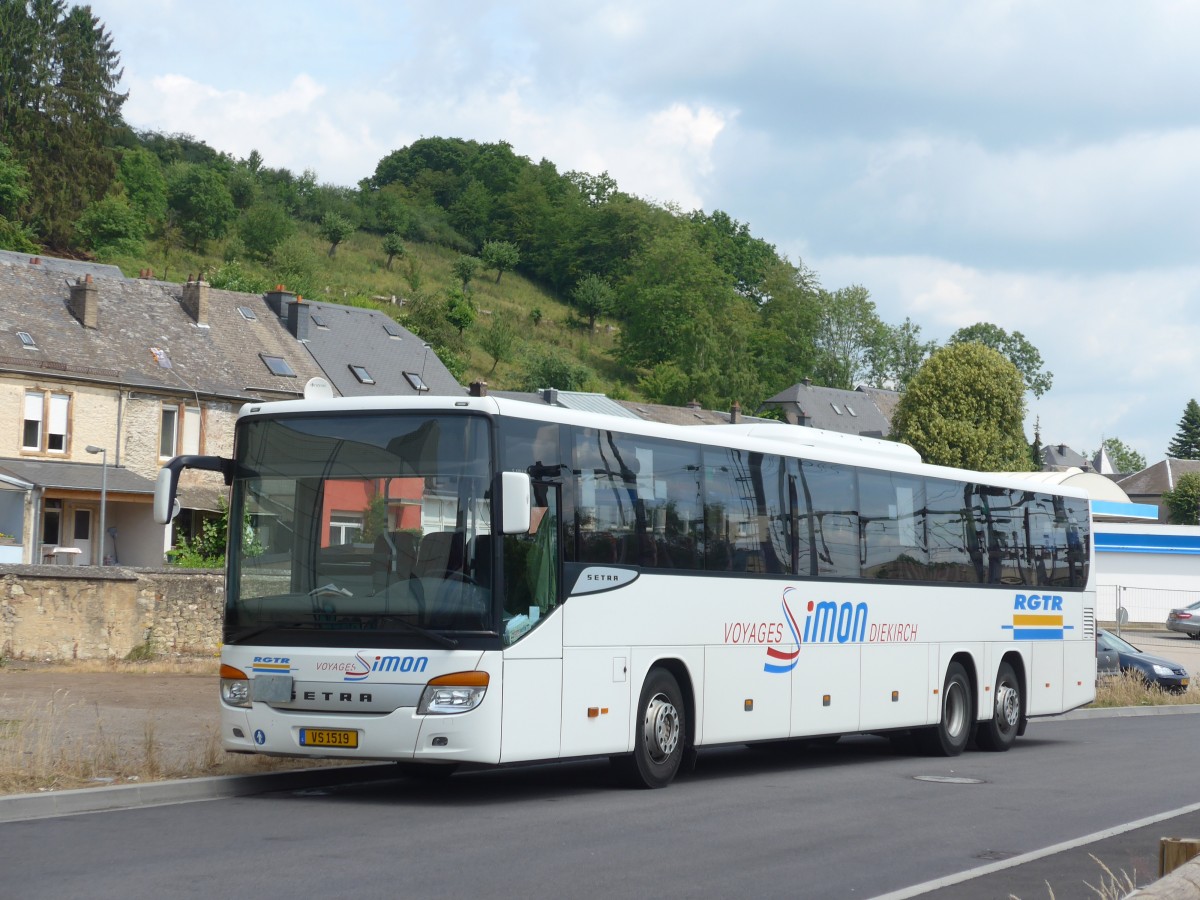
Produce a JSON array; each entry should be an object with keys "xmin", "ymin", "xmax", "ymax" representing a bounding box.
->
[{"xmin": 86, "ymin": 445, "xmax": 107, "ymax": 565}]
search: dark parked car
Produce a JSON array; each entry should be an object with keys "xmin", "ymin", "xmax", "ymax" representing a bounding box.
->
[
  {"xmin": 1166, "ymin": 600, "xmax": 1200, "ymax": 638},
  {"xmin": 1097, "ymin": 629, "xmax": 1190, "ymax": 692}
]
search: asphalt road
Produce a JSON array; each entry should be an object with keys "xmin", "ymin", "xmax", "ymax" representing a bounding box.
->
[{"xmin": 4, "ymin": 709, "xmax": 1199, "ymax": 900}]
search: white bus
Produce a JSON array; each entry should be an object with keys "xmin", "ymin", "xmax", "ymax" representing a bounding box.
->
[{"xmin": 155, "ymin": 393, "xmax": 1096, "ymax": 788}]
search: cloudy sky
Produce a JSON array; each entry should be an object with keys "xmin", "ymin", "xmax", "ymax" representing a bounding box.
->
[{"xmin": 87, "ymin": 0, "xmax": 1200, "ymax": 466}]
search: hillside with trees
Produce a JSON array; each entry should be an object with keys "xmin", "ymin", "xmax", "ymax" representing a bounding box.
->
[{"xmin": 4, "ymin": 0, "xmax": 1119, "ymax": 469}]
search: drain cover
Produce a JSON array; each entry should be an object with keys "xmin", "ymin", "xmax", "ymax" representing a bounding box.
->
[{"xmin": 914, "ymin": 775, "xmax": 985, "ymax": 784}]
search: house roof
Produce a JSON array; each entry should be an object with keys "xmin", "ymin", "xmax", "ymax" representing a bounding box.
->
[
  {"xmin": 287, "ymin": 299, "xmax": 464, "ymax": 397},
  {"xmin": 0, "ymin": 255, "xmax": 462, "ymax": 404},
  {"xmin": 1118, "ymin": 458, "xmax": 1200, "ymax": 496},
  {"xmin": 614, "ymin": 399, "xmax": 775, "ymax": 427},
  {"xmin": 0, "ymin": 261, "xmax": 324, "ymax": 402},
  {"xmin": 0, "ymin": 459, "xmax": 156, "ymax": 494},
  {"xmin": 761, "ymin": 380, "xmax": 892, "ymax": 437},
  {"xmin": 1041, "ymin": 443, "xmax": 1094, "ymax": 472}
]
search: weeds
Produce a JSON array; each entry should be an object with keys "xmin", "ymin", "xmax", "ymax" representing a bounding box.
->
[{"xmin": 1090, "ymin": 671, "xmax": 1198, "ymax": 708}]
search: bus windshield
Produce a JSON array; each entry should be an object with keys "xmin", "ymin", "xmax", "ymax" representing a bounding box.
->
[{"xmin": 226, "ymin": 412, "xmax": 494, "ymax": 642}]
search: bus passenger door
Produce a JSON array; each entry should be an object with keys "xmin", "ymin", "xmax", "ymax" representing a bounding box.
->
[{"xmin": 501, "ymin": 483, "xmax": 565, "ymax": 763}]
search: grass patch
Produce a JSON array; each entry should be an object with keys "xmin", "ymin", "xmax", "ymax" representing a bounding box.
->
[
  {"xmin": 0, "ymin": 689, "xmax": 345, "ymax": 795},
  {"xmin": 1089, "ymin": 671, "xmax": 1198, "ymax": 708}
]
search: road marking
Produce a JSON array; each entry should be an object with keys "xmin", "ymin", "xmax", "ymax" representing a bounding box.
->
[{"xmin": 872, "ymin": 800, "xmax": 1200, "ymax": 899}]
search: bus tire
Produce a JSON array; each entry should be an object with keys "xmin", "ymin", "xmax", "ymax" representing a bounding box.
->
[
  {"xmin": 613, "ymin": 668, "xmax": 686, "ymax": 789},
  {"xmin": 919, "ymin": 662, "xmax": 973, "ymax": 757},
  {"xmin": 975, "ymin": 661, "xmax": 1021, "ymax": 752}
]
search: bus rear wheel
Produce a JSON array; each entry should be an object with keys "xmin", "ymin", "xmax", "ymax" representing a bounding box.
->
[
  {"xmin": 612, "ymin": 668, "xmax": 687, "ymax": 789},
  {"xmin": 975, "ymin": 661, "xmax": 1021, "ymax": 752},
  {"xmin": 919, "ymin": 662, "xmax": 973, "ymax": 757}
]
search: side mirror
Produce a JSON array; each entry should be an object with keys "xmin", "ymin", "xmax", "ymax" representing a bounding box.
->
[
  {"xmin": 154, "ymin": 467, "xmax": 178, "ymax": 524},
  {"xmin": 501, "ymin": 471, "xmax": 532, "ymax": 534}
]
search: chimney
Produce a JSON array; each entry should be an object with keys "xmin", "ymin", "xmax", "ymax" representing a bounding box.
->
[
  {"xmin": 29, "ymin": 256, "xmax": 40, "ymax": 265},
  {"xmin": 67, "ymin": 275, "xmax": 99, "ymax": 328},
  {"xmin": 181, "ymin": 275, "xmax": 209, "ymax": 324},
  {"xmin": 542, "ymin": 387, "xmax": 559, "ymax": 405},
  {"xmin": 686, "ymin": 398, "xmax": 702, "ymax": 410},
  {"xmin": 801, "ymin": 377, "xmax": 812, "ymax": 387},
  {"xmin": 1058, "ymin": 443, "xmax": 1067, "ymax": 454},
  {"xmin": 265, "ymin": 285, "xmax": 295, "ymax": 316},
  {"xmin": 469, "ymin": 381, "xmax": 488, "ymax": 397},
  {"xmin": 286, "ymin": 297, "xmax": 308, "ymax": 340},
  {"xmin": 730, "ymin": 401, "xmax": 741, "ymax": 424}
]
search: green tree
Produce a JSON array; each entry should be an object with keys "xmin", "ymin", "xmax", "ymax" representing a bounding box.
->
[
  {"xmin": 1091, "ymin": 437, "xmax": 1147, "ymax": 474},
  {"xmin": 237, "ymin": 201, "xmax": 294, "ymax": 261},
  {"xmin": 268, "ymin": 233, "xmax": 318, "ymax": 298},
  {"xmin": 872, "ymin": 317, "xmax": 938, "ymax": 390},
  {"xmin": 74, "ymin": 192, "xmax": 145, "ymax": 255},
  {"xmin": 382, "ymin": 231, "xmax": 405, "ymax": 270},
  {"xmin": 947, "ymin": 323, "xmax": 1053, "ymax": 398},
  {"xmin": 445, "ymin": 287, "xmax": 476, "ymax": 335},
  {"xmin": 117, "ymin": 146, "xmax": 167, "ymax": 226},
  {"xmin": 0, "ymin": 140, "xmax": 36, "ymax": 251},
  {"xmin": 166, "ymin": 163, "xmax": 235, "ymax": 250},
  {"xmin": 1167, "ymin": 400, "xmax": 1200, "ymax": 460},
  {"xmin": 0, "ymin": 2, "xmax": 127, "ymax": 248},
  {"xmin": 810, "ymin": 284, "xmax": 889, "ymax": 390},
  {"xmin": 890, "ymin": 343, "xmax": 1029, "ymax": 470},
  {"xmin": 1162, "ymin": 472, "xmax": 1200, "ymax": 525},
  {"xmin": 479, "ymin": 315, "xmax": 519, "ymax": 374},
  {"xmin": 572, "ymin": 273, "xmax": 615, "ymax": 332},
  {"xmin": 516, "ymin": 347, "xmax": 594, "ymax": 392},
  {"xmin": 452, "ymin": 254, "xmax": 479, "ymax": 290},
  {"xmin": 318, "ymin": 210, "xmax": 354, "ymax": 257},
  {"xmin": 481, "ymin": 239, "xmax": 519, "ymax": 282}
]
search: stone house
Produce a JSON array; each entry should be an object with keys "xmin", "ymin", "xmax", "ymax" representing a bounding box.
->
[{"xmin": 0, "ymin": 251, "xmax": 460, "ymax": 567}]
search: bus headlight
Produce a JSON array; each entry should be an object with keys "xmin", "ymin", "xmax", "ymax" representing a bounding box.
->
[
  {"xmin": 417, "ymin": 671, "xmax": 490, "ymax": 715},
  {"xmin": 220, "ymin": 663, "xmax": 251, "ymax": 709}
]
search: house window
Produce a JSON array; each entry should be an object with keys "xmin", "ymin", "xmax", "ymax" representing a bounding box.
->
[
  {"xmin": 160, "ymin": 402, "xmax": 201, "ymax": 458},
  {"xmin": 237, "ymin": 306, "xmax": 258, "ymax": 321},
  {"xmin": 22, "ymin": 390, "xmax": 69, "ymax": 454},
  {"xmin": 261, "ymin": 354, "xmax": 296, "ymax": 377},
  {"xmin": 17, "ymin": 331, "xmax": 37, "ymax": 349},
  {"xmin": 329, "ymin": 512, "xmax": 364, "ymax": 545},
  {"xmin": 349, "ymin": 364, "xmax": 376, "ymax": 384},
  {"xmin": 404, "ymin": 371, "xmax": 429, "ymax": 392}
]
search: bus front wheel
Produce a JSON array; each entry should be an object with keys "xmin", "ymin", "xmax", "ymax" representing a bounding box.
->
[
  {"xmin": 975, "ymin": 661, "xmax": 1021, "ymax": 752},
  {"xmin": 612, "ymin": 668, "xmax": 687, "ymax": 789},
  {"xmin": 919, "ymin": 662, "xmax": 973, "ymax": 757}
]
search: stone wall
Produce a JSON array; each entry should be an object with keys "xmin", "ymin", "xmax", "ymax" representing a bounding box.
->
[{"xmin": 0, "ymin": 565, "xmax": 223, "ymax": 660}]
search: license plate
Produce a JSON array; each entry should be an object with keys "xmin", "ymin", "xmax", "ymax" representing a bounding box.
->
[{"xmin": 299, "ymin": 728, "xmax": 358, "ymax": 748}]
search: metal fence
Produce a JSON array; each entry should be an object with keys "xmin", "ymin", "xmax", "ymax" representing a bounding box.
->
[{"xmin": 1097, "ymin": 583, "xmax": 1200, "ymax": 625}]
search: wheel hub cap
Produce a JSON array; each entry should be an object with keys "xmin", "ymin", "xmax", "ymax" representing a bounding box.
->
[
  {"xmin": 996, "ymin": 684, "xmax": 1019, "ymax": 728},
  {"xmin": 643, "ymin": 693, "xmax": 680, "ymax": 762}
]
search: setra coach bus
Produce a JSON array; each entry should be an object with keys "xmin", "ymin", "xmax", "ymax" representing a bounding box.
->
[{"xmin": 154, "ymin": 391, "xmax": 1096, "ymax": 788}]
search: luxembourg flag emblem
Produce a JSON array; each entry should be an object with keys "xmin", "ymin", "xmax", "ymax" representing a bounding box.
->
[
  {"xmin": 1005, "ymin": 614, "xmax": 1065, "ymax": 640},
  {"xmin": 764, "ymin": 589, "xmax": 802, "ymax": 674}
]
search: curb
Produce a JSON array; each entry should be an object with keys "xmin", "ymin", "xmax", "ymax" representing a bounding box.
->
[
  {"xmin": 0, "ymin": 763, "xmax": 397, "ymax": 824},
  {"xmin": 1, "ymin": 704, "xmax": 1194, "ymax": 823}
]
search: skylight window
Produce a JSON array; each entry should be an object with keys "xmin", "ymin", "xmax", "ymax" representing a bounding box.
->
[
  {"xmin": 846, "ymin": 405, "xmax": 858, "ymax": 417},
  {"xmin": 404, "ymin": 371, "xmax": 429, "ymax": 392},
  {"xmin": 830, "ymin": 402, "xmax": 843, "ymax": 415},
  {"xmin": 237, "ymin": 306, "xmax": 257, "ymax": 321},
  {"xmin": 16, "ymin": 331, "xmax": 37, "ymax": 349},
  {"xmin": 382, "ymin": 321, "xmax": 402, "ymax": 338},
  {"xmin": 261, "ymin": 354, "xmax": 296, "ymax": 377},
  {"xmin": 349, "ymin": 364, "xmax": 376, "ymax": 385},
  {"xmin": 311, "ymin": 314, "xmax": 327, "ymax": 328}
]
